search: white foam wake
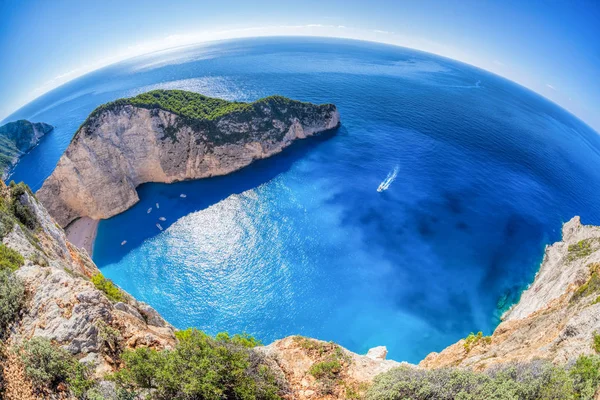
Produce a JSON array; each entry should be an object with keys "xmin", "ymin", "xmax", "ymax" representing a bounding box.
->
[{"xmin": 377, "ymin": 166, "xmax": 399, "ymax": 192}]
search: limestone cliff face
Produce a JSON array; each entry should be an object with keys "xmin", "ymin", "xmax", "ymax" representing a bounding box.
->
[
  {"xmin": 0, "ymin": 181, "xmax": 175, "ymax": 384},
  {"xmin": 421, "ymin": 216, "xmax": 600, "ymax": 370},
  {"xmin": 37, "ymin": 94, "xmax": 340, "ymax": 227},
  {"xmin": 259, "ymin": 337, "xmax": 404, "ymax": 400}
]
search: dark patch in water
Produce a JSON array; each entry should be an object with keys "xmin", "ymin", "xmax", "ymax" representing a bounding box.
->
[{"xmin": 456, "ymin": 221, "xmax": 469, "ymax": 231}]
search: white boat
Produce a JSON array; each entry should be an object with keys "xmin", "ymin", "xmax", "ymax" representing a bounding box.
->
[
  {"xmin": 121, "ymin": 240, "xmax": 127, "ymax": 246},
  {"xmin": 159, "ymin": 217, "xmax": 166, "ymax": 221},
  {"xmin": 156, "ymin": 223, "xmax": 163, "ymax": 231},
  {"xmin": 147, "ymin": 207, "xmax": 152, "ymax": 213},
  {"xmin": 180, "ymin": 194, "xmax": 187, "ymax": 198},
  {"xmin": 377, "ymin": 166, "xmax": 399, "ymax": 193},
  {"xmin": 156, "ymin": 203, "xmax": 160, "ymax": 209}
]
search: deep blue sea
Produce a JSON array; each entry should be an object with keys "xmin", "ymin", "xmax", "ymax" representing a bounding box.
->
[{"xmin": 5, "ymin": 37, "xmax": 600, "ymax": 363}]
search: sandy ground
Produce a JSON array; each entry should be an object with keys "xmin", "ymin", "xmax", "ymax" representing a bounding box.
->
[{"xmin": 65, "ymin": 217, "xmax": 99, "ymax": 256}]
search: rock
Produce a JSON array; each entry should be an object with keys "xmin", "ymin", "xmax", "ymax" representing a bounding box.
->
[
  {"xmin": 136, "ymin": 301, "xmax": 168, "ymax": 327},
  {"xmin": 37, "ymin": 90, "xmax": 340, "ymax": 227},
  {"xmin": 114, "ymin": 302, "xmax": 144, "ymax": 322},
  {"xmin": 366, "ymin": 346, "xmax": 388, "ymax": 361},
  {"xmin": 258, "ymin": 336, "xmax": 404, "ymax": 399}
]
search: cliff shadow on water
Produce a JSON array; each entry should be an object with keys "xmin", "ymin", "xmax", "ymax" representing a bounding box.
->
[{"xmin": 93, "ymin": 126, "xmax": 343, "ymax": 267}]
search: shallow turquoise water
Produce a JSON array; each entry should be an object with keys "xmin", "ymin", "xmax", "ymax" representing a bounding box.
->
[{"xmin": 6, "ymin": 38, "xmax": 600, "ymax": 362}]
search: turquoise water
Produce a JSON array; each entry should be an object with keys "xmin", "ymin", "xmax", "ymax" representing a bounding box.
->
[{"xmin": 6, "ymin": 38, "xmax": 600, "ymax": 363}]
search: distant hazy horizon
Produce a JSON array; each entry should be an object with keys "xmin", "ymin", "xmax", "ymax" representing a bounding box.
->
[{"xmin": 1, "ymin": 0, "xmax": 599, "ymax": 132}]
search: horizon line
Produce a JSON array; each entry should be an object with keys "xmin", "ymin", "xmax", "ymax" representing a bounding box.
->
[{"xmin": 2, "ymin": 29, "xmax": 597, "ymax": 134}]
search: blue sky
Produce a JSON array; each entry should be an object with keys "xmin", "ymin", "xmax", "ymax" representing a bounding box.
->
[{"xmin": 1, "ymin": 0, "xmax": 599, "ymax": 132}]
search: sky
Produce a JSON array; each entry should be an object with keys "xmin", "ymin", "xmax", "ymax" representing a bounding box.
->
[{"xmin": 0, "ymin": 0, "xmax": 599, "ymax": 132}]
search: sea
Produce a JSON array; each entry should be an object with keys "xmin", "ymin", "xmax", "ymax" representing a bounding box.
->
[{"xmin": 5, "ymin": 37, "xmax": 600, "ymax": 363}]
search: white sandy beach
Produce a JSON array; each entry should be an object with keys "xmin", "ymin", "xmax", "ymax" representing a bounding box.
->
[{"xmin": 65, "ymin": 217, "xmax": 99, "ymax": 256}]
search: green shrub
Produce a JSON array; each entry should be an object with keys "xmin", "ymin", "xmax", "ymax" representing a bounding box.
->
[
  {"xmin": 570, "ymin": 355, "xmax": 600, "ymax": 399},
  {"xmin": 309, "ymin": 360, "xmax": 342, "ymax": 380},
  {"xmin": 9, "ymin": 182, "xmax": 38, "ymax": 230},
  {"xmin": 0, "ymin": 244, "xmax": 24, "ymax": 271},
  {"xmin": 214, "ymin": 331, "xmax": 262, "ymax": 348},
  {"xmin": 111, "ymin": 328, "xmax": 281, "ymax": 400},
  {"xmin": 0, "ymin": 269, "xmax": 24, "ymax": 336},
  {"xmin": 571, "ymin": 263, "xmax": 600, "ymax": 304},
  {"xmin": 19, "ymin": 337, "xmax": 94, "ymax": 396},
  {"xmin": 593, "ymin": 332, "xmax": 600, "ymax": 354},
  {"xmin": 463, "ymin": 331, "xmax": 492, "ymax": 352},
  {"xmin": 367, "ymin": 357, "xmax": 600, "ymax": 400},
  {"xmin": 567, "ymin": 239, "xmax": 598, "ymax": 262},
  {"xmin": 91, "ymin": 273, "xmax": 123, "ymax": 302}
]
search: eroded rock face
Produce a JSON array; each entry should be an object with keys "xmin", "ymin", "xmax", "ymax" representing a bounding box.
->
[
  {"xmin": 259, "ymin": 337, "xmax": 405, "ymax": 399},
  {"xmin": 420, "ymin": 216, "xmax": 600, "ymax": 370},
  {"xmin": 1, "ymin": 183, "xmax": 176, "ymax": 376},
  {"xmin": 38, "ymin": 100, "xmax": 340, "ymax": 227}
]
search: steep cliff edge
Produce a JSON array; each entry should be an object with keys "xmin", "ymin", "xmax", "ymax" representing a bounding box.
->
[
  {"xmin": 0, "ymin": 120, "xmax": 54, "ymax": 178},
  {"xmin": 421, "ymin": 216, "xmax": 600, "ymax": 370},
  {"xmin": 37, "ymin": 90, "xmax": 340, "ymax": 227},
  {"xmin": 0, "ymin": 181, "xmax": 176, "ymax": 398}
]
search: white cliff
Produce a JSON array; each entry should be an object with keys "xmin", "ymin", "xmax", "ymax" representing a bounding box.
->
[{"xmin": 37, "ymin": 91, "xmax": 340, "ymax": 227}]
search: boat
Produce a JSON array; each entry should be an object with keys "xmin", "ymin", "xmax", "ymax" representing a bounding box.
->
[
  {"xmin": 377, "ymin": 166, "xmax": 399, "ymax": 193},
  {"xmin": 156, "ymin": 223, "xmax": 163, "ymax": 231},
  {"xmin": 180, "ymin": 194, "xmax": 187, "ymax": 198},
  {"xmin": 156, "ymin": 203, "xmax": 160, "ymax": 209},
  {"xmin": 159, "ymin": 217, "xmax": 166, "ymax": 221},
  {"xmin": 121, "ymin": 240, "xmax": 127, "ymax": 246},
  {"xmin": 147, "ymin": 207, "xmax": 152, "ymax": 213}
]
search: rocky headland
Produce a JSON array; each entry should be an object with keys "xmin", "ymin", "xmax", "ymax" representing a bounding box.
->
[
  {"xmin": 37, "ymin": 90, "xmax": 340, "ymax": 227},
  {"xmin": 0, "ymin": 120, "xmax": 54, "ymax": 179}
]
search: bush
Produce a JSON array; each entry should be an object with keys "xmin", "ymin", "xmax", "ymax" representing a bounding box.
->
[
  {"xmin": 570, "ymin": 355, "xmax": 600, "ymax": 399},
  {"xmin": 0, "ymin": 269, "xmax": 24, "ymax": 336},
  {"xmin": 9, "ymin": 182, "xmax": 38, "ymax": 230},
  {"xmin": 91, "ymin": 273, "xmax": 123, "ymax": 302},
  {"xmin": 0, "ymin": 244, "xmax": 24, "ymax": 271},
  {"xmin": 19, "ymin": 337, "xmax": 94, "ymax": 396},
  {"xmin": 593, "ymin": 332, "xmax": 600, "ymax": 353},
  {"xmin": 366, "ymin": 357, "xmax": 600, "ymax": 400},
  {"xmin": 463, "ymin": 331, "xmax": 492, "ymax": 352},
  {"xmin": 309, "ymin": 360, "xmax": 342, "ymax": 380},
  {"xmin": 111, "ymin": 328, "xmax": 281, "ymax": 400}
]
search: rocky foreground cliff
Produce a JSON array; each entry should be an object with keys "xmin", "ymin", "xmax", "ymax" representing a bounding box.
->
[
  {"xmin": 0, "ymin": 181, "xmax": 176, "ymax": 399},
  {"xmin": 37, "ymin": 90, "xmax": 340, "ymax": 227},
  {"xmin": 0, "ymin": 120, "xmax": 53, "ymax": 178}
]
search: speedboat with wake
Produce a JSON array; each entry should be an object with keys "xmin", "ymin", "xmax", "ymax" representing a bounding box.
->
[{"xmin": 377, "ymin": 166, "xmax": 399, "ymax": 192}]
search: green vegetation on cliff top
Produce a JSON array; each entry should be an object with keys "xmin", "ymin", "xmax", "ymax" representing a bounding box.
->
[{"xmin": 82, "ymin": 89, "xmax": 332, "ymax": 129}]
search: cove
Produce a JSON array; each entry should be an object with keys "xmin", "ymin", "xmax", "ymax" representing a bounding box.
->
[{"xmin": 5, "ymin": 37, "xmax": 600, "ymax": 362}]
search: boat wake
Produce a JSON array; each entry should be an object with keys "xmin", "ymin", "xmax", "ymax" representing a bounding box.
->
[{"xmin": 377, "ymin": 166, "xmax": 399, "ymax": 192}]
